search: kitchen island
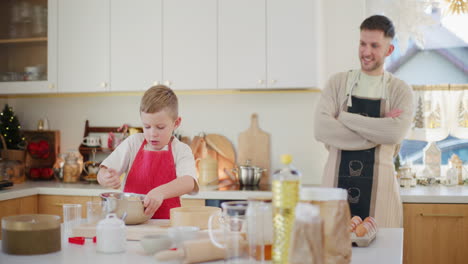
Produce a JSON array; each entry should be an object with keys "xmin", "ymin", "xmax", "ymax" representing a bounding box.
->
[
  {"xmin": 0, "ymin": 228, "xmax": 402, "ymax": 264},
  {"xmin": 8, "ymin": 182, "xmax": 467, "ymax": 263}
]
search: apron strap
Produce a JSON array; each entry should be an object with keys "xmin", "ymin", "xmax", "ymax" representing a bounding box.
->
[{"xmin": 346, "ymin": 70, "xmax": 360, "ymax": 107}]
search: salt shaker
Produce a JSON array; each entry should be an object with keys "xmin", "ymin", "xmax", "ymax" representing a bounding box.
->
[{"xmin": 96, "ymin": 213, "xmax": 126, "ymax": 253}]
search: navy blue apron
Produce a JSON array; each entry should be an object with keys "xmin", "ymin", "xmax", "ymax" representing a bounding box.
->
[{"xmin": 337, "ymin": 96, "xmax": 381, "ymax": 219}]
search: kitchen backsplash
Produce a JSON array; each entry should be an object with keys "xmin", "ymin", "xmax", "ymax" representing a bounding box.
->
[{"xmin": 6, "ymin": 91, "xmax": 327, "ymax": 185}]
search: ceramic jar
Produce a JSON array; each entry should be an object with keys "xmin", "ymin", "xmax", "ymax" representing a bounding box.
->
[{"xmin": 96, "ymin": 213, "xmax": 126, "ymax": 253}]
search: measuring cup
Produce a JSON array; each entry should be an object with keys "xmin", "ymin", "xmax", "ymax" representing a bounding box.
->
[{"xmin": 208, "ymin": 201, "xmax": 250, "ymax": 263}]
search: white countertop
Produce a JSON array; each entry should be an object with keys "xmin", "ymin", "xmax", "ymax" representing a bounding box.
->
[
  {"xmin": 399, "ymin": 185, "xmax": 468, "ymax": 203},
  {"xmin": 0, "ymin": 181, "xmax": 111, "ymax": 201},
  {"xmin": 0, "ymin": 228, "xmax": 402, "ymax": 264},
  {"xmin": 0, "ymin": 181, "xmax": 271, "ymax": 201},
  {"xmin": 2, "ymin": 181, "xmax": 468, "ymax": 203}
]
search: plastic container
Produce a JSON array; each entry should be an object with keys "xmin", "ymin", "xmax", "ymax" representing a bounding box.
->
[
  {"xmin": 272, "ymin": 154, "xmax": 301, "ymax": 263},
  {"xmin": 247, "ymin": 196, "xmax": 273, "ymax": 261},
  {"xmin": 2, "ymin": 214, "xmax": 61, "ymax": 255}
]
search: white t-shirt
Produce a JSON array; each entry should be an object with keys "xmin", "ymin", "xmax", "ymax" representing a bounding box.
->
[
  {"xmin": 101, "ymin": 133, "xmax": 199, "ymax": 194},
  {"xmin": 353, "ymin": 72, "xmax": 384, "ymax": 99}
]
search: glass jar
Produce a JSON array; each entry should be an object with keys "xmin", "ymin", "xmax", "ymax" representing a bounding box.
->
[
  {"xmin": 247, "ymin": 196, "xmax": 273, "ymax": 262},
  {"xmin": 0, "ymin": 158, "xmax": 25, "ymax": 183},
  {"xmin": 63, "ymin": 152, "xmax": 82, "ymax": 183}
]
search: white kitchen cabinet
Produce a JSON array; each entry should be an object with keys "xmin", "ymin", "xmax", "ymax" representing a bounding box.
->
[
  {"xmin": 267, "ymin": 0, "xmax": 319, "ymax": 88},
  {"xmin": 111, "ymin": 0, "xmax": 162, "ymax": 92},
  {"xmin": 218, "ymin": 0, "xmax": 319, "ymax": 90},
  {"xmin": 218, "ymin": 0, "xmax": 266, "ymax": 89},
  {"xmin": 0, "ymin": 0, "xmax": 58, "ymax": 94},
  {"xmin": 163, "ymin": 0, "xmax": 217, "ymax": 90},
  {"xmin": 57, "ymin": 0, "xmax": 110, "ymax": 93}
]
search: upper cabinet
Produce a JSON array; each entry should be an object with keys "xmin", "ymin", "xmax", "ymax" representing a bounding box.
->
[
  {"xmin": 218, "ymin": 0, "xmax": 266, "ymax": 89},
  {"xmin": 0, "ymin": 0, "xmax": 57, "ymax": 94},
  {"xmin": 218, "ymin": 0, "xmax": 319, "ymax": 89},
  {"xmin": 110, "ymin": 0, "xmax": 162, "ymax": 92},
  {"xmin": 57, "ymin": 0, "xmax": 110, "ymax": 93},
  {"xmin": 163, "ymin": 0, "xmax": 217, "ymax": 90},
  {"xmin": 1, "ymin": 0, "xmax": 320, "ymax": 94},
  {"xmin": 267, "ymin": 0, "xmax": 319, "ymax": 88}
]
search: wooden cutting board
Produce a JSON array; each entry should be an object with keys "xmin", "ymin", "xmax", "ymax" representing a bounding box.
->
[
  {"xmin": 205, "ymin": 134, "xmax": 235, "ymax": 164},
  {"xmin": 238, "ymin": 113, "xmax": 271, "ymax": 185},
  {"xmin": 72, "ymin": 219, "xmax": 171, "ymax": 241}
]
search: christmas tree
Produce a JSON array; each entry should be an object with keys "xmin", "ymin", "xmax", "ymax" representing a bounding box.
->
[
  {"xmin": 394, "ymin": 154, "xmax": 401, "ymax": 172},
  {"xmin": 0, "ymin": 104, "xmax": 25, "ymax": 149},
  {"xmin": 414, "ymin": 96, "xmax": 424, "ymax": 128}
]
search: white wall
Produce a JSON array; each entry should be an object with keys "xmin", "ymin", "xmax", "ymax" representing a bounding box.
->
[
  {"xmin": 322, "ymin": 0, "xmax": 366, "ymax": 81},
  {"xmin": 7, "ymin": 92, "xmax": 327, "ymax": 184},
  {"xmin": 3, "ymin": 0, "xmax": 367, "ymax": 185}
]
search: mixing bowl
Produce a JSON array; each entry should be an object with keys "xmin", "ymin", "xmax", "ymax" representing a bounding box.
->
[{"xmin": 100, "ymin": 192, "xmax": 151, "ymax": 225}]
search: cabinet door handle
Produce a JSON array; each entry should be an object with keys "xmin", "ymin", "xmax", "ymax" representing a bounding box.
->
[
  {"xmin": 420, "ymin": 213, "xmax": 465, "ymax": 218},
  {"xmin": 100, "ymin": 82, "xmax": 108, "ymax": 88},
  {"xmin": 153, "ymin": 81, "xmax": 160, "ymax": 86},
  {"xmin": 48, "ymin": 83, "xmax": 55, "ymax": 90},
  {"xmin": 164, "ymin": 80, "xmax": 172, "ymax": 86},
  {"xmin": 270, "ymin": 79, "xmax": 277, "ymax": 84},
  {"xmin": 258, "ymin": 80, "xmax": 264, "ymax": 85}
]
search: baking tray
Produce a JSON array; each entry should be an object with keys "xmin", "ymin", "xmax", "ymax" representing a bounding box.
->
[{"xmin": 0, "ymin": 180, "xmax": 13, "ymax": 189}]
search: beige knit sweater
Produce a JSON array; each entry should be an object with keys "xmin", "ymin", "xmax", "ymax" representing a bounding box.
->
[{"xmin": 314, "ymin": 70, "xmax": 414, "ymax": 227}]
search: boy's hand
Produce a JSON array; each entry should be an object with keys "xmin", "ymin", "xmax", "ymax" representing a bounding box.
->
[
  {"xmin": 143, "ymin": 189, "xmax": 164, "ymax": 216},
  {"xmin": 97, "ymin": 167, "xmax": 121, "ymax": 189}
]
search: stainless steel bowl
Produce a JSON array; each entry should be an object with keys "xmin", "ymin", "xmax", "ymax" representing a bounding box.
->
[
  {"xmin": 232, "ymin": 165, "xmax": 266, "ymax": 186},
  {"xmin": 100, "ymin": 192, "xmax": 151, "ymax": 225}
]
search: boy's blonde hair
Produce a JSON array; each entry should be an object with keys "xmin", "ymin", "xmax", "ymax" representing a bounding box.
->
[{"xmin": 140, "ymin": 85, "xmax": 178, "ymax": 120}]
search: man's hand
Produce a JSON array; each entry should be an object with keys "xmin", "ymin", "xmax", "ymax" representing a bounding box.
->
[
  {"xmin": 143, "ymin": 189, "xmax": 165, "ymax": 216},
  {"xmin": 385, "ymin": 108, "xmax": 403, "ymax": 118},
  {"xmin": 97, "ymin": 167, "xmax": 121, "ymax": 189}
]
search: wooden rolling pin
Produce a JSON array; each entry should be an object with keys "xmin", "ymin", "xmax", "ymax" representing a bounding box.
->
[{"xmin": 155, "ymin": 239, "xmax": 227, "ymax": 263}]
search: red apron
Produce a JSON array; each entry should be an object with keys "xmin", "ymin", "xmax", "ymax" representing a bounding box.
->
[{"xmin": 123, "ymin": 139, "xmax": 181, "ymax": 219}]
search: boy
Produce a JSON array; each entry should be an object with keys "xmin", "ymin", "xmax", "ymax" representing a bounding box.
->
[{"xmin": 97, "ymin": 85, "xmax": 199, "ymax": 219}]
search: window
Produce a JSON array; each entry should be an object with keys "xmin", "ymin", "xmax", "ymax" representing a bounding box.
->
[{"xmin": 399, "ymin": 135, "xmax": 468, "ymax": 165}]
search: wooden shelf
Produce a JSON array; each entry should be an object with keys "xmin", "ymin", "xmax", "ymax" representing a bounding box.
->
[
  {"xmin": 79, "ymin": 146, "xmax": 114, "ymax": 155},
  {"xmin": 0, "ymin": 37, "xmax": 47, "ymax": 44}
]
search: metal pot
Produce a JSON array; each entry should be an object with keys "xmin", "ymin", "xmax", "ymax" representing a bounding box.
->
[{"xmin": 232, "ymin": 161, "xmax": 266, "ymax": 186}]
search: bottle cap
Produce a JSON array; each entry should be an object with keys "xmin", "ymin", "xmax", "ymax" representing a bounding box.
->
[
  {"xmin": 280, "ymin": 154, "xmax": 292, "ymax": 165},
  {"xmin": 300, "ymin": 187, "xmax": 347, "ymax": 201}
]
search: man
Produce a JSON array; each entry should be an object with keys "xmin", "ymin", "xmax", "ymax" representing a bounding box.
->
[{"xmin": 314, "ymin": 15, "xmax": 414, "ymax": 228}]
